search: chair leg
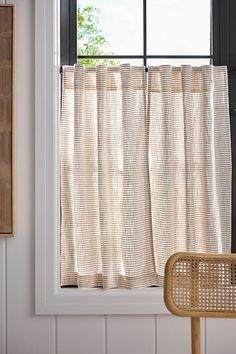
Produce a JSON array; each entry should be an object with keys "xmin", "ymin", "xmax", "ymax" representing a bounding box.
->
[{"xmin": 191, "ymin": 317, "xmax": 201, "ymax": 354}]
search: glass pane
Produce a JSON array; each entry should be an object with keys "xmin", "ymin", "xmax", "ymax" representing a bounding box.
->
[
  {"xmin": 147, "ymin": 58, "xmax": 211, "ymax": 67},
  {"xmin": 118, "ymin": 59, "xmax": 144, "ymax": 65},
  {"xmin": 147, "ymin": 0, "xmax": 211, "ymax": 55},
  {"xmin": 77, "ymin": 0, "xmax": 143, "ymax": 56},
  {"xmin": 77, "ymin": 59, "xmax": 144, "ymax": 66}
]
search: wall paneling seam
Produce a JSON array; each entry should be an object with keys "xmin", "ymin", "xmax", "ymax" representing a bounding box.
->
[
  {"xmin": 154, "ymin": 316, "xmax": 157, "ymax": 354},
  {"xmin": 203, "ymin": 319, "xmax": 206, "ymax": 354},
  {"xmin": 55, "ymin": 316, "xmax": 57, "ymax": 354},
  {"xmin": 105, "ymin": 315, "xmax": 107, "ymax": 354}
]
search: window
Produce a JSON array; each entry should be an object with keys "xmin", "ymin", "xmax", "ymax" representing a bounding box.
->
[
  {"xmin": 35, "ymin": 0, "xmax": 235, "ymax": 314},
  {"xmin": 61, "ymin": 0, "xmax": 212, "ymax": 67}
]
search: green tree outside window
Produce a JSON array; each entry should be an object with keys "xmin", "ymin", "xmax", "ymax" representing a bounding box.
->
[{"xmin": 77, "ymin": 5, "xmax": 119, "ymax": 66}]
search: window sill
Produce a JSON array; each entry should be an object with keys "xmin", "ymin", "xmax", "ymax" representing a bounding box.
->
[{"xmin": 35, "ymin": 287, "xmax": 170, "ymax": 315}]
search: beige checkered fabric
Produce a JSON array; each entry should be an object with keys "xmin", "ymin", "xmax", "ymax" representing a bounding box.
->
[{"xmin": 60, "ymin": 64, "xmax": 231, "ymax": 289}]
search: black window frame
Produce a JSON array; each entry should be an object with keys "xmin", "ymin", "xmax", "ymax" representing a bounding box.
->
[
  {"xmin": 60, "ymin": 0, "xmax": 77, "ymax": 65},
  {"xmin": 60, "ymin": 0, "xmax": 236, "ymax": 252}
]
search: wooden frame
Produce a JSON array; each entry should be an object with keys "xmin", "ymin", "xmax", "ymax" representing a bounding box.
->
[{"xmin": 0, "ymin": 4, "xmax": 15, "ymax": 236}]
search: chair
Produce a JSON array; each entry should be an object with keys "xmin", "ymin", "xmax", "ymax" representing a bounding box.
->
[{"xmin": 164, "ymin": 252, "xmax": 236, "ymax": 354}]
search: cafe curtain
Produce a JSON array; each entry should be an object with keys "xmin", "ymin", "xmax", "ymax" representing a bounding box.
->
[{"xmin": 60, "ymin": 64, "xmax": 231, "ymax": 289}]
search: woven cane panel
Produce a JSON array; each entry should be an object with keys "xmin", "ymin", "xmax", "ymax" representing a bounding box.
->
[{"xmin": 170, "ymin": 254, "xmax": 236, "ymax": 315}]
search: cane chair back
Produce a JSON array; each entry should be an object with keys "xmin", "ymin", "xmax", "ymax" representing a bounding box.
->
[{"xmin": 164, "ymin": 253, "xmax": 236, "ymax": 354}]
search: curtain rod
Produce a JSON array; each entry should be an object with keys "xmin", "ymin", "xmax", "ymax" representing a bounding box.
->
[
  {"xmin": 76, "ymin": 55, "xmax": 213, "ymax": 59},
  {"xmin": 59, "ymin": 66, "xmax": 236, "ymax": 74}
]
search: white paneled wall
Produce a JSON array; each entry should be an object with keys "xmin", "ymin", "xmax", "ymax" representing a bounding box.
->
[
  {"xmin": 107, "ymin": 316, "xmax": 155, "ymax": 354},
  {"xmin": 5, "ymin": 0, "xmax": 55, "ymax": 354},
  {"xmin": 0, "ymin": 0, "xmax": 235, "ymax": 353},
  {"xmin": 206, "ymin": 319, "xmax": 236, "ymax": 354},
  {"xmin": 57, "ymin": 316, "xmax": 105, "ymax": 354},
  {"xmin": 156, "ymin": 316, "xmax": 192, "ymax": 354}
]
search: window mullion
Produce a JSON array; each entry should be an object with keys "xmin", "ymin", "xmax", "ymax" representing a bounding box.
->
[{"xmin": 143, "ymin": 0, "xmax": 147, "ymax": 67}]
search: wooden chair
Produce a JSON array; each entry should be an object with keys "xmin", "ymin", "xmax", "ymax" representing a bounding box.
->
[{"xmin": 164, "ymin": 252, "xmax": 236, "ymax": 354}]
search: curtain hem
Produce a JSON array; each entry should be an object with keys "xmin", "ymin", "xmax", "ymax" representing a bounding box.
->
[{"xmin": 61, "ymin": 272, "xmax": 164, "ymax": 289}]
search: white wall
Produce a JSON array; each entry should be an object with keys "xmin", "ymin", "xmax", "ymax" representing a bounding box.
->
[{"xmin": 0, "ymin": 0, "xmax": 236, "ymax": 353}]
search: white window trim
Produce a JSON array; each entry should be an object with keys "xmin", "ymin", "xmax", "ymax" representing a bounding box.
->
[{"xmin": 35, "ymin": 0, "xmax": 169, "ymax": 315}]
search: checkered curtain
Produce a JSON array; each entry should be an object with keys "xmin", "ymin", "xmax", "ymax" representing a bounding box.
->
[{"xmin": 60, "ymin": 64, "xmax": 231, "ymax": 289}]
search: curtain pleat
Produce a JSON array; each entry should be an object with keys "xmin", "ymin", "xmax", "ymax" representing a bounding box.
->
[{"xmin": 61, "ymin": 64, "xmax": 231, "ymax": 289}]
